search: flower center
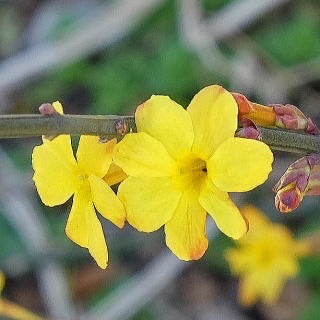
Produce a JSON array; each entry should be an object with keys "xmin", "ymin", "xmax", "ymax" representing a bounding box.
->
[
  {"xmin": 175, "ymin": 154, "xmax": 207, "ymax": 195},
  {"xmin": 77, "ymin": 173, "xmax": 88, "ymax": 181},
  {"xmin": 76, "ymin": 168, "xmax": 89, "ymax": 183},
  {"xmin": 252, "ymin": 239, "xmax": 278, "ymax": 269}
]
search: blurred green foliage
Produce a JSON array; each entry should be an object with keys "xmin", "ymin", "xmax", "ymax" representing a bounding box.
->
[
  {"xmin": 20, "ymin": 1, "xmax": 212, "ymax": 115},
  {"xmin": 253, "ymin": 8, "xmax": 320, "ymax": 66},
  {"xmin": 23, "ymin": 41, "xmax": 208, "ymax": 115},
  {"xmin": 202, "ymin": 0, "xmax": 233, "ymax": 12},
  {"xmin": 201, "ymin": 234, "xmax": 234, "ymax": 276},
  {"xmin": 0, "ymin": 212, "xmax": 25, "ymax": 265},
  {"xmin": 299, "ymin": 292, "xmax": 320, "ymax": 320}
]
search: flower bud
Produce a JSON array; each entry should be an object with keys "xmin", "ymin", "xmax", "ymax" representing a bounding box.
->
[
  {"xmin": 274, "ymin": 181, "xmax": 304, "ymax": 213},
  {"xmin": 39, "ymin": 103, "xmax": 57, "ymax": 115},
  {"xmin": 274, "ymin": 154, "xmax": 320, "ymax": 213},
  {"xmin": 232, "ymin": 92, "xmax": 276, "ymax": 126},
  {"xmin": 236, "ymin": 125, "xmax": 260, "ymax": 140},
  {"xmin": 271, "ymin": 104, "xmax": 320, "ymax": 135},
  {"xmin": 232, "ymin": 92, "xmax": 320, "ymax": 135}
]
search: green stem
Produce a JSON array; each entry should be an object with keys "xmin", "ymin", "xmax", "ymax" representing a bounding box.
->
[
  {"xmin": 0, "ymin": 114, "xmax": 136, "ymax": 139},
  {"xmin": 0, "ymin": 114, "xmax": 319, "ymax": 155},
  {"xmin": 257, "ymin": 127, "xmax": 320, "ymax": 154}
]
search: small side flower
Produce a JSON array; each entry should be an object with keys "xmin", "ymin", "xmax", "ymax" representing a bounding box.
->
[
  {"xmin": 225, "ymin": 205, "xmax": 310, "ymax": 306},
  {"xmin": 32, "ymin": 102, "xmax": 126, "ymax": 268}
]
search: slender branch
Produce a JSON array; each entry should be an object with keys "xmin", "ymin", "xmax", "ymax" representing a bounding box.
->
[
  {"xmin": 0, "ymin": 114, "xmax": 136, "ymax": 139},
  {"xmin": 0, "ymin": 113, "xmax": 319, "ymax": 154},
  {"xmin": 257, "ymin": 127, "xmax": 320, "ymax": 154}
]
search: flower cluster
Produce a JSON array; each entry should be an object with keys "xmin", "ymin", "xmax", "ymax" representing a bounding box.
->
[{"xmin": 32, "ymin": 85, "xmax": 273, "ymax": 267}]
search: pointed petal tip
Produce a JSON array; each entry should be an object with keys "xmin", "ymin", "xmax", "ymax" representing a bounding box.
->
[
  {"xmin": 89, "ymin": 175, "xmax": 126, "ymax": 227},
  {"xmin": 52, "ymin": 101, "xmax": 64, "ymax": 114},
  {"xmin": 96, "ymin": 260, "xmax": 108, "ymax": 269},
  {"xmin": 167, "ymin": 237, "xmax": 208, "ymax": 261},
  {"xmin": 189, "ymin": 241, "xmax": 209, "ymax": 260},
  {"xmin": 116, "ymin": 219, "xmax": 126, "ymax": 229},
  {"xmin": 223, "ymin": 214, "xmax": 248, "ymax": 240}
]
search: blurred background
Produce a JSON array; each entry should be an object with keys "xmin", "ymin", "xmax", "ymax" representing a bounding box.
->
[{"xmin": 0, "ymin": 0, "xmax": 320, "ymax": 319}]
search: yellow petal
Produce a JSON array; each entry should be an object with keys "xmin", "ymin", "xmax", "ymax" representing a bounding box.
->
[
  {"xmin": 32, "ymin": 135, "xmax": 78, "ymax": 206},
  {"xmin": 65, "ymin": 184, "xmax": 108, "ymax": 268},
  {"xmin": 136, "ymin": 95, "xmax": 194, "ymax": 159},
  {"xmin": 208, "ymin": 137, "xmax": 273, "ymax": 192},
  {"xmin": 52, "ymin": 101, "xmax": 64, "ymax": 114},
  {"xmin": 0, "ymin": 299, "xmax": 45, "ymax": 320},
  {"xmin": 104, "ymin": 162, "xmax": 127, "ymax": 186},
  {"xmin": 239, "ymin": 276, "xmax": 260, "ymax": 306},
  {"xmin": 89, "ymin": 175, "xmax": 126, "ymax": 228},
  {"xmin": 76, "ymin": 136, "xmax": 115, "ymax": 178},
  {"xmin": 241, "ymin": 205, "xmax": 270, "ymax": 233},
  {"xmin": 237, "ymin": 257, "xmax": 295, "ymax": 306},
  {"xmin": 87, "ymin": 209, "xmax": 109, "ymax": 269},
  {"xmin": 225, "ymin": 248, "xmax": 249, "ymax": 275},
  {"xmin": 114, "ymin": 132, "xmax": 176, "ymax": 177},
  {"xmin": 199, "ymin": 178, "xmax": 247, "ymax": 239},
  {"xmin": 65, "ymin": 185, "xmax": 90, "ymax": 248},
  {"xmin": 276, "ymin": 251, "xmax": 299, "ymax": 277},
  {"xmin": 242, "ymin": 270, "xmax": 284, "ymax": 306},
  {"xmin": 187, "ymin": 85, "xmax": 238, "ymax": 159},
  {"xmin": 118, "ymin": 176, "xmax": 181, "ymax": 232},
  {"xmin": 262, "ymin": 273, "xmax": 286, "ymax": 305},
  {"xmin": 165, "ymin": 194, "xmax": 208, "ymax": 260}
]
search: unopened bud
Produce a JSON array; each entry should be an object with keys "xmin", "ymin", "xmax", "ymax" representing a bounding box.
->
[
  {"xmin": 271, "ymin": 104, "xmax": 320, "ymax": 135},
  {"xmin": 274, "ymin": 182, "xmax": 304, "ymax": 213},
  {"xmin": 274, "ymin": 154, "xmax": 320, "ymax": 213},
  {"xmin": 232, "ymin": 92, "xmax": 276, "ymax": 127},
  {"xmin": 39, "ymin": 103, "xmax": 58, "ymax": 115},
  {"xmin": 236, "ymin": 125, "xmax": 261, "ymax": 140},
  {"xmin": 232, "ymin": 93, "xmax": 320, "ymax": 135}
]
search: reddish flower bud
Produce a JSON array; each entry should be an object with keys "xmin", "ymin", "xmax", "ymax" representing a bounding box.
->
[
  {"xmin": 232, "ymin": 92, "xmax": 320, "ymax": 135},
  {"xmin": 236, "ymin": 125, "xmax": 261, "ymax": 140},
  {"xmin": 306, "ymin": 118, "xmax": 320, "ymax": 136},
  {"xmin": 274, "ymin": 154, "xmax": 320, "ymax": 213},
  {"xmin": 232, "ymin": 92, "xmax": 276, "ymax": 127},
  {"xmin": 39, "ymin": 103, "xmax": 58, "ymax": 115},
  {"xmin": 274, "ymin": 182, "xmax": 304, "ymax": 213},
  {"xmin": 271, "ymin": 104, "xmax": 320, "ymax": 135}
]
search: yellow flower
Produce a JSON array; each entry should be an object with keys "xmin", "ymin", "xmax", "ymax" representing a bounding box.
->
[
  {"xmin": 32, "ymin": 102, "xmax": 126, "ymax": 268},
  {"xmin": 114, "ymin": 85, "xmax": 273, "ymax": 260},
  {"xmin": 225, "ymin": 205, "xmax": 310, "ymax": 306},
  {"xmin": 0, "ymin": 272, "xmax": 44, "ymax": 319}
]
